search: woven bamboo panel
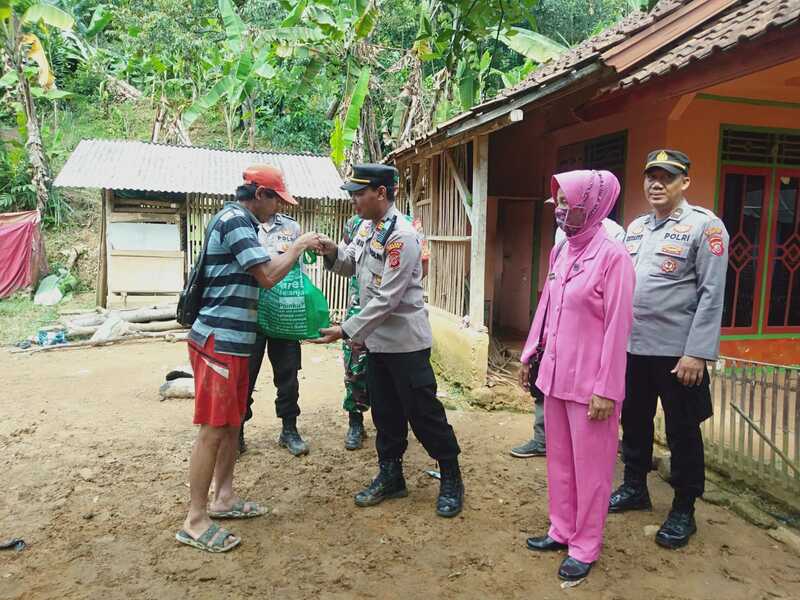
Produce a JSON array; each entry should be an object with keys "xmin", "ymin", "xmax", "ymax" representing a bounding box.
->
[{"xmin": 399, "ymin": 147, "xmax": 471, "ymax": 317}]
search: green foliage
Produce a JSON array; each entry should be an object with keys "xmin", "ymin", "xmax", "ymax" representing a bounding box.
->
[{"xmin": 0, "ymin": 142, "xmax": 37, "ymax": 212}]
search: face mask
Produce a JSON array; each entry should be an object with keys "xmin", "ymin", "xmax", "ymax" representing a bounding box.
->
[{"xmin": 554, "ymin": 205, "xmax": 587, "ymax": 236}]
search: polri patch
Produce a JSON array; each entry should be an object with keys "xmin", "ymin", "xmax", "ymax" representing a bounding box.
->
[
  {"xmin": 707, "ymin": 235, "xmax": 724, "ymax": 256},
  {"xmin": 672, "ymin": 224, "xmax": 693, "ymax": 234},
  {"xmin": 661, "ymin": 258, "xmax": 678, "ymax": 273},
  {"xmin": 388, "ymin": 248, "xmax": 401, "ymax": 270},
  {"xmin": 704, "ymin": 226, "xmax": 723, "ymax": 237}
]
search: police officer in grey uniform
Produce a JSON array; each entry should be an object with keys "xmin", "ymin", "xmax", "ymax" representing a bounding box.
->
[
  {"xmin": 609, "ymin": 150, "xmax": 729, "ymax": 550},
  {"xmin": 242, "ymin": 189, "xmax": 309, "ymax": 457},
  {"xmin": 314, "ymin": 164, "xmax": 464, "ymax": 518}
]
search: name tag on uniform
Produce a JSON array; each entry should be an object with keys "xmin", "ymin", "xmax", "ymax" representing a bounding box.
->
[{"xmin": 354, "ymin": 238, "xmax": 367, "ymax": 262}]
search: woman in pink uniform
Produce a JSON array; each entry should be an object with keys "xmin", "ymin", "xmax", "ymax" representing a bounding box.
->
[{"xmin": 519, "ymin": 169, "xmax": 634, "ymax": 581}]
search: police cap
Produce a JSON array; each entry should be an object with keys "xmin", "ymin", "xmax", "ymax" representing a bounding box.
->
[
  {"xmin": 341, "ymin": 164, "xmax": 398, "ymax": 192},
  {"xmin": 644, "ymin": 149, "xmax": 691, "ymax": 175}
]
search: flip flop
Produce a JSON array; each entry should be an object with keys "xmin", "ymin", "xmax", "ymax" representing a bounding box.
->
[
  {"xmin": 208, "ymin": 500, "xmax": 269, "ymax": 519},
  {"xmin": 175, "ymin": 523, "xmax": 240, "ymax": 553}
]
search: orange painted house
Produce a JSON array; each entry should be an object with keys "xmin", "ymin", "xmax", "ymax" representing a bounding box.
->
[{"xmin": 389, "ymin": 0, "xmax": 800, "ymax": 386}]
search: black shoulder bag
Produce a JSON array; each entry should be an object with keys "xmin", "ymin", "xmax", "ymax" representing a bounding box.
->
[
  {"xmin": 528, "ymin": 240, "xmax": 567, "ymax": 398},
  {"xmin": 177, "ymin": 212, "xmax": 224, "ymax": 327}
]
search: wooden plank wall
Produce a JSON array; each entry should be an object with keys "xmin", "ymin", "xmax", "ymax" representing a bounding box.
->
[
  {"xmin": 398, "ymin": 146, "xmax": 471, "ymax": 318},
  {"xmin": 186, "ymin": 194, "xmax": 352, "ymax": 322}
]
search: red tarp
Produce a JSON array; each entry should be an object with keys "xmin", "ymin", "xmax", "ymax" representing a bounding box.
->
[{"xmin": 0, "ymin": 210, "xmax": 47, "ymax": 298}]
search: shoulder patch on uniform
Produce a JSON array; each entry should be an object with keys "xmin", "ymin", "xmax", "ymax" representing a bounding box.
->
[{"xmin": 280, "ymin": 213, "xmax": 296, "ymax": 222}]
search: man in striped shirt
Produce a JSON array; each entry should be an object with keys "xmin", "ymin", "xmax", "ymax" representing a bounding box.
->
[{"xmin": 177, "ymin": 165, "xmax": 320, "ymax": 553}]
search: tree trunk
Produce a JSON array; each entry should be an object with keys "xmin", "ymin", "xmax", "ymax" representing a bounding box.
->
[
  {"xmin": 362, "ymin": 95, "xmax": 382, "ymax": 162},
  {"xmin": 17, "ymin": 64, "xmax": 52, "ymax": 215},
  {"xmin": 246, "ymin": 97, "xmax": 255, "ymax": 150}
]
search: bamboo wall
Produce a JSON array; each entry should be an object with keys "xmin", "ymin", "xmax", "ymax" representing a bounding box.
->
[
  {"xmin": 655, "ymin": 357, "xmax": 800, "ymax": 500},
  {"xmin": 186, "ymin": 194, "xmax": 353, "ymax": 322},
  {"xmin": 398, "ymin": 145, "xmax": 471, "ymax": 318}
]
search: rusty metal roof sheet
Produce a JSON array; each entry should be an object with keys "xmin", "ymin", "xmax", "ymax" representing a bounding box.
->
[
  {"xmin": 618, "ymin": 0, "xmax": 800, "ymax": 88},
  {"xmin": 54, "ymin": 139, "xmax": 349, "ymax": 200}
]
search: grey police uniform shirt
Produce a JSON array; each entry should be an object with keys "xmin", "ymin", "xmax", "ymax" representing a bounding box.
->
[
  {"xmin": 625, "ymin": 199, "xmax": 729, "ymax": 360},
  {"xmin": 325, "ymin": 205, "xmax": 432, "ymax": 353},
  {"xmin": 258, "ymin": 213, "xmax": 302, "ymax": 266}
]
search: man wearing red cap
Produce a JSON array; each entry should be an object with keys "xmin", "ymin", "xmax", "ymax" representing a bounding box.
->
[
  {"xmin": 177, "ymin": 164, "xmax": 320, "ymax": 553},
  {"xmin": 239, "ymin": 165, "xmax": 310, "ymax": 457}
]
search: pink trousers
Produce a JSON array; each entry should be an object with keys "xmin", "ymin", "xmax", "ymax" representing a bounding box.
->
[{"xmin": 545, "ymin": 395, "xmax": 621, "ymax": 563}]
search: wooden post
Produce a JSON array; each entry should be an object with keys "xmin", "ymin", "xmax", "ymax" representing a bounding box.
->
[{"xmin": 469, "ymin": 135, "xmax": 488, "ymax": 329}]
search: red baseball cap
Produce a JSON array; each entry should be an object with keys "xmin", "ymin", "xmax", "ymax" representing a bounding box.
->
[{"xmin": 242, "ymin": 165, "xmax": 298, "ymax": 206}]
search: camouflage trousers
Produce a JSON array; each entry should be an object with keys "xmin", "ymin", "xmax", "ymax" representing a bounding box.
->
[{"xmin": 342, "ymin": 306, "xmax": 369, "ymax": 413}]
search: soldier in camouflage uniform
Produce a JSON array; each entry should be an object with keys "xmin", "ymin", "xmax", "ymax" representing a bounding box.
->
[
  {"xmin": 342, "ymin": 212, "xmax": 371, "ymax": 449},
  {"xmin": 341, "ymin": 209, "xmax": 430, "ymax": 450}
]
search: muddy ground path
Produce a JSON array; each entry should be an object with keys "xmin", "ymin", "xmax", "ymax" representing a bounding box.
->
[{"xmin": 1, "ymin": 342, "xmax": 798, "ymax": 599}]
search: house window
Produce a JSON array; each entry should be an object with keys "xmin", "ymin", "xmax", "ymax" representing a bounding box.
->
[
  {"xmin": 719, "ymin": 127, "xmax": 800, "ymax": 335},
  {"xmin": 557, "ymin": 131, "xmax": 627, "ymax": 223}
]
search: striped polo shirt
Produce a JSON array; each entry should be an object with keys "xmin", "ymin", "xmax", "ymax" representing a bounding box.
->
[{"xmin": 189, "ymin": 203, "xmax": 270, "ymax": 356}]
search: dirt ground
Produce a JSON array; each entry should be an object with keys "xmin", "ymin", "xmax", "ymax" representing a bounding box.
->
[{"xmin": 1, "ymin": 341, "xmax": 798, "ymax": 600}]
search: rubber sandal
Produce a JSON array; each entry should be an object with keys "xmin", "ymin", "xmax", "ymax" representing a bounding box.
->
[
  {"xmin": 175, "ymin": 523, "xmax": 240, "ymax": 553},
  {"xmin": 208, "ymin": 500, "xmax": 269, "ymax": 519}
]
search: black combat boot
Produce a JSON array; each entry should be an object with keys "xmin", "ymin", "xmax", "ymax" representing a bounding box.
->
[
  {"xmin": 609, "ymin": 481, "xmax": 652, "ymax": 513},
  {"xmin": 656, "ymin": 498, "xmax": 697, "ymax": 549},
  {"xmin": 344, "ymin": 411, "xmax": 367, "ymax": 451},
  {"xmin": 354, "ymin": 459, "xmax": 408, "ymax": 507},
  {"xmin": 278, "ymin": 418, "xmax": 309, "ymax": 457},
  {"xmin": 436, "ymin": 459, "xmax": 464, "ymax": 518}
]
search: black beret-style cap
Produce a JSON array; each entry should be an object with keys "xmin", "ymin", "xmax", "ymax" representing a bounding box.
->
[
  {"xmin": 341, "ymin": 164, "xmax": 399, "ymax": 192},
  {"xmin": 644, "ymin": 149, "xmax": 691, "ymax": 175}
]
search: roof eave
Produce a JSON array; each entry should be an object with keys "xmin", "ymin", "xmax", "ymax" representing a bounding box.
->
[{"xmin": 387, "ymin": 61, "xmax": 607, "ymax": 163}]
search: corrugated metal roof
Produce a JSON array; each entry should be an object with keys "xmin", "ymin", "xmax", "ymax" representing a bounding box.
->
[{"xmin": 54, "ymin": 139, "xmax": 349, "ymax": 200}]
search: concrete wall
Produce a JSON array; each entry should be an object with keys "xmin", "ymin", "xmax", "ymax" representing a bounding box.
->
[{"xmin": 428, "ymin": 305, "xmax": 489, "ymax": 389}]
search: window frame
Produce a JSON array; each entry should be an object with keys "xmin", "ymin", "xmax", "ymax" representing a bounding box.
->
[
  {"xmin": 763, "ymin": 167, "xmax": 800, "ymax": 334},
  {"xmin": 719, "ymin": 165, "xmax": 773, "ymax": 336}
]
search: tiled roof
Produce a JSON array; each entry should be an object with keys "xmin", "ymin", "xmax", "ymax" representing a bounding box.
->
[
  {"xmin": 54, "ymin": 140, "xmax": 349, "ymax": 200},
  {"xmin": 618, "ymin": 0, "xmax": 800, "ymax": 88}
]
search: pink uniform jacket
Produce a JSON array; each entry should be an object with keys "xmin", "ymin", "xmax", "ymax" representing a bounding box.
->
[{"xmin": 521, "ymin": 230, "xmax": 635, "ymax": 404}]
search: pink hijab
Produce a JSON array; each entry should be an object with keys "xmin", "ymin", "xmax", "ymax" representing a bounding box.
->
[{"xmin": 551, "ymin": 169, "xmax": 621, "ymax": 250}]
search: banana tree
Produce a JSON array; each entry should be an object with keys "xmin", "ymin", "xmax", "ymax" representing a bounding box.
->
[
  {"xmin": 1, "ymin": 0, "xmax": 74, "ymax": 214},
  {"xmin": 182, "ymin": 0, "xmax": 276, "ymax": 149},
  {"xmin": 403, "ymin": 0, "xmax": 567, "ymax": 138},
  {"xmin": 265, "ymin": 0, "xmax": 381, "ymax": 167}
]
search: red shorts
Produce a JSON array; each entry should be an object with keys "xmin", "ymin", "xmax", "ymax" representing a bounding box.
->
[{"xmin": 188, "ymin": 335, "xmax": 249, "ymax": 427}]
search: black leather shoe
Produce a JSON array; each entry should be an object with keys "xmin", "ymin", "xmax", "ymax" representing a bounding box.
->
[
  {"xmin": 344, "ymin": 412, "xmax": 367, "ymax": 450},
  {"xmin": 510, "ymin": 439, "xmax": 546, "ymax": 458},
  {"xmin": 558, "ymin": 557, "xmax": 593, "ymax": 581},
  {"xmin": 436, "ymin": 460, "xmax": 464, "ymax": 518},
  {"xmin": 526, "ymin": 535, "xmax": 567, "ymax": 551},
  {"xmin": 278, "ymin": 428, "xmax": 309, "ymax": 456},
  {"xmin": 355, "ymin": 459, "xmax": 408, "ymax": 507},
  {"xmin": 238, "ymin": 426, "xmax": 247, "ymax": 454},
  {"xmin": 655, "ymin": 509, "xmax": 697, "ymax": 549},
  {"xmin": 609, "ymin": 482, "xmax": 652, "ymax": 513}
]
